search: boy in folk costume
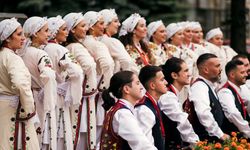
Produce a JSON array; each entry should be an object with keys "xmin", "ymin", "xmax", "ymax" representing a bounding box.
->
[
  {"xmin": 82, "ymin": 11, "xmax": 115, "ymax": 149},
  {"xmin": 44, "ymin": 15, "xmax": 84, "ymax": 150},
  {"xmin": 63, "ymin": 12, "xmax": 97, "ymax": 150},
  {"xmin": 134, "ymin": 65, "xmax": 167, "ymax": 150},
  {"xmin": 100, "ymin": 71, "xmax": 157, "ymax": 150},
  {"xmin": 0, "ymin": 18, "xmax": 39, "ymax": 150},
  {"xmin": 160, "ymin": 57, "xmax": 199, "ymax": 149},
  {"xmin": 98, "ymin": 9, "xmax": 138, "ymax": 74},
  {"xmin": 20, "ymin": 16, "xmax": 58, "ymax": 149}
]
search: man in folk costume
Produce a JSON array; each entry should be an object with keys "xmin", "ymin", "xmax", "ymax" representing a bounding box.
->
[
  {"xmin": 160, "ymin": 57, "xmax": 199, "ymax": 149},
  {"xmin": 190, "ymin": 21, "xmax": 220, "ymax": 56},
  {"xmin": 217, "ymin": 60, "xmax": 250, "ymax": 138},
  {"xmin": 134, "ymin": 65, "xmax": 167, "ymax": 150},
  {"xmin": 232, "ymin": 55, "xmax": 250, "ymax": 116},
  {"xmin": 45, "ymin": 16, "xmax": 84, "ymax": 150},
  {"xmin": 63, "ymin": 12, "xmax": 97, "ymax": 150},
  {"xmin": 98, "ymin": 9, "xmax": 138, "ymax": 74},
  {"xmin": 188, "ymin": 53, "xmax": 229, "ymax": 141},
  {"xmin": 82, "ymin": 11, "xmax": 115, "ymax": 149},
  {"xmin": 20, "ymin": 17, "xmax": 58, "ymax": 149},
  {"xmin": 100, "ymin": 71, "xmax": 157, "ymax": 150},
  {"xmin": 206, "ymin": 27, "xmax": 237, "ymax": 83},
  {"xmin": 0, "ymin": 18, "xmax": 39, "ymax": 150}
]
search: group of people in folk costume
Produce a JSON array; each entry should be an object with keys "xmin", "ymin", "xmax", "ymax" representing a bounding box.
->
[{"xmin": 0, "ymin": 7, "xmax": 249, "ymax": 150}]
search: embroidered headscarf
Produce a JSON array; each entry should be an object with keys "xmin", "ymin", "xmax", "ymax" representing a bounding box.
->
[
  {"xmin": 0, "ymin": 18, "xmax": 21, "ymax": 42},
  {"xmin": 47, "ymin": 15, "xmax": 66, "ymax": 40},
  {"xmin": 119, "ymin": 13, "xmax": 146, "ymax": 37},
  {"xmin": 99, "ymin": 9, "xmax": 118, "ymax": 26},
  {"xmin": 147, "ymin": 20, "xmax": 164, "ymax": 40},
  {"xmin": 63, "ymin": 12, "xmax": 85, "ymax": 31}
]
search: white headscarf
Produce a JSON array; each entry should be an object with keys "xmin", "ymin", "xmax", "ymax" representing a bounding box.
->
[
  {"xmin": 83, "ymin": 11, "xmax": 102, "ymax": 28},
  {"xmin": 178, "ymin": 21, "xmax": 193, "ymax": 30},
  {"xmin": 205, "ymin": 27, "xmax": 223, "ymax": 41},
  {"xmin": 166, "ymin": 23, "xmax": 183, "ymax": 40},
  {"xmin": 63, "ymin": 12, "xmax": 85, "ymax": 31},
  {"xmin": 47, "ymin": 15, "xmax": 65, "ymax": 40},
  {"xmin": 0, "ymin": 18, "xmax": 21, "ymax": 42},
  {"xmin": 147, "ymin": 20, "xmax": 164, "ymax": 40},
  {"xmin": 99, "ymin": 9, "xmax": 118, "ymax": 26},
  {"xmin": 23, "ymin": 16, "xmax": 47, "ymax": 38},
  {"xmin": 191, "ymin": 21, "xmax": 202, "ymax": 30},
  {"xmin": 119, "ymin": 13, "xmax": 146, "ymax": 37}
]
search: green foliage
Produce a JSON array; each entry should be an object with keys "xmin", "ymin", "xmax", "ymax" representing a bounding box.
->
[{"xmin": 1, "ymin": 0, "xmax": 189, "ymax": 23}]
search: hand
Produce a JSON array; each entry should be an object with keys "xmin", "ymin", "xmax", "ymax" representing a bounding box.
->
[{"xmin": 220, "ymin": 133, "xmax": 230, "ymax": 140}]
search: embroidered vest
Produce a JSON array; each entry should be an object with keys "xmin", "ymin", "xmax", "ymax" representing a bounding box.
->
[{"xmin": 100, "ymin": 101, "xmax": 131, "ymax": 150}]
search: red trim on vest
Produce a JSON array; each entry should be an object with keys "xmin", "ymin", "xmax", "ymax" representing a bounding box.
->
[
  {"xmin": 100, "ymin": 100, "xmax": 128, "ymax": 150},
  {"xmin": 222, "ymin": 82, "xmax": 247, "ymax": 119},
  {"xmin": 145, "ymin": 92, "xmax": 165, "ymax": 137}
]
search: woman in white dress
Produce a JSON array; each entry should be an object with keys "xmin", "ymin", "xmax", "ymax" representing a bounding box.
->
[
  {"xmin": 44, "ymin": 15, "xmax": 84, "ymax": 150},
  {"xmin": 98, "ymin": 9, "xmax": 138, "ymax": 74},
  {"xmin": 20, "ymin": 16, "xmax": 58, "ymax": 150},
  {"xmin": 0, "ymin": 18, "xmax": 39, "ymax": 150},
  {"xmin": 63, "ymin": 12, "xmax": 98, "ymax": 150},
  {"xmin": 82, "ymin": 11, "xmax": 115, "ymax": 149},
  {"xmin": 206, "ymin": 27, "xmax": 237, "ymax": 83}
]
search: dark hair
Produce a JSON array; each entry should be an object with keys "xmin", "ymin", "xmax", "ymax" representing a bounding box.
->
[
  {"xmin": 196, "ymin": 53, "xmax": 217, "ymax": 68},
  {"xmin": 102, "ymin": 71, "xmax": 135, "ymax": 111},
  {"xmin": 225, "ymin": 60, "xmax": 244, "ymax": 77},
  {"xmin": 232, "ymin": 54, "xmax": 248, "ymax": 61},
  {"xmin": 119, "ymin": 26, "xmax": 154, "ymax": 64},
  {"xmin": 139, "ymin": 65, "xmax": 162, "ymax": 90},
  {"xmin": 161, "ymin": 57, "xmax": 185, "ymax": 84},
  {"xmin": 62, "ymin": 31, "xmax": 79, "ymax": 46}
]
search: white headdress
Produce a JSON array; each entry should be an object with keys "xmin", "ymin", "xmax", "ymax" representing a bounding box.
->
[
  {"xmin": 119, "ymin": 13, "xmax": 146, "ymax": 37},
  {"xmin": 99, "ymin": 9, "xmax": 118, "ymax": 26},
  {"xmin": 47, "ymin": 15, "xmax": 65, "ymax": 40},
  {"xmin": 178, "ymin": 21, "xmax": 193, "ymax": 30},
  {"xmin": 83, "ymin": 11, "xmax": 102, "ymax": 28},
  {"xmin": 23, "ymin": 16, "xmax": 47, "ymax": 38},
  {"xmin": 191, "ymin": 21, "xmax": 202, "ymax": 30},
  {"xmin": 63, "ymin": 12, "xmax": 85, "ymax": 31},
  {"xmin": 166, "ymin": 23, "xmax": 183, "ymax": 40},
  {"xmin": 0, "ymin": 18, "xmax": 21, "ymax": 41},
  {"xmin": 147, "ymin": 20, "xmax": 164, "ymax": 40},
  {"xmin": 205, "ymin": 27, "xmax": 223, "ymax": 41}
]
